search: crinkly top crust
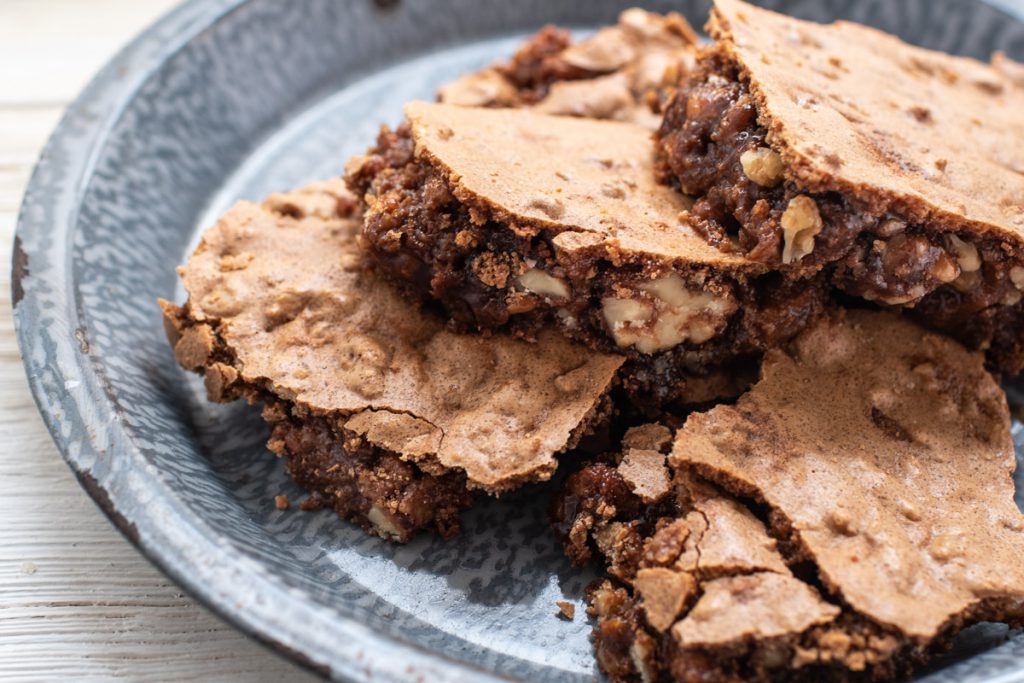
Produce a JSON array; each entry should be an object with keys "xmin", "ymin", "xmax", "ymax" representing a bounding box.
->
[
  {"xmin": 405, "ymin": 101, "xmax": 759, "ymax": 271},
  {"xmin": 179, "ymin": 180, "xmax": 623, "ymax": 491},
  {"xmin": 672, "ymin": 309, "xmax": 1024, "ymax": 639},
  {"xmin": 672, "ymin": 572, "xmax": 838, "ymax": 647},
  {"xmin": 711, "ymin": 0, "xmax": 1024, "ymax": 243},
  {"xmin": 438, "ymin": 9, "xmax": 698, "ymax": 129}
]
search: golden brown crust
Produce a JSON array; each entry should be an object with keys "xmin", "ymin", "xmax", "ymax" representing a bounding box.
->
[
  {"xmin": 672, "ymin": 572, "xmax": 839, "ymax": 647},
  {"xmin": 683, "ymin": 490, "xmax": 790, "ymax": 578},
  {"xmin": 405, "ymin": 100, "xmax": 759, "ymax": 271},
  {"xmin": 174, "ymin": 180, "xmax": 623, "ymax": 492},
  {"xmin": 437, "ymin": 9, "xmax": 699, "ymax": 129},
  {"xmin": 618, "ymin": 448, "xmax": 671, "ymax": 503},
  {"xmin": 672, "ymin": 309, "xmax": 1024, "ymax": 639},
  {"xmin": 710, "ymin": 0, "xmax": 1024, "ymax": 244}
]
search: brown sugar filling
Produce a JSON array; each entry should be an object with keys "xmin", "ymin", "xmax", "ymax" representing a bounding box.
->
[
  {"xmin": 347, "ymin": 124, "xmax": 826, "ymax": 405},
  {"xmin": 656, "ymin": 48, "xmax": 1024, "ymax": 373}
]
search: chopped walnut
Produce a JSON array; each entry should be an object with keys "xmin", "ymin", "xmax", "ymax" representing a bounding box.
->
[
  {"xmin": 875, "ymin": 219, "xmax": 906, "ymax": 237},
  {"xmin": 739, "ymin": 147, "xmax": 784, "ymax": 187},
  {"xmin": 930, "ymin": 255, "xmax": 960, "ymax": 284},
  {"xmin": 629, "ymin": 632, "xmax": 659, "ymax": 683},
  {"xmin": 1011, "ymin": 265, "xmax": 1024, "ymax": 290},
  {"xmin": 366, "ymin": 505, "xmax": 405, "ymax": 542},
  {"xmin": 780, "ymin": 196, "xmax": 824, "ymax": 264},
  {"xmin": 944, "ymin": 234, "xmax": 981, "ymax": 272},
  {"xmin": 602, "ymin": 297, "xmax": 655, "ymax": 339},
  {"xmin": 953, "ymin": 269, "xmax": 982, "ymax": 293},
  {"xmin": 601, "ymin": 275, "xmax": 734, "ymax": 353},
  {"xmin": 517, "ymin": 267, "xmax": 570, "ymax": 300}
]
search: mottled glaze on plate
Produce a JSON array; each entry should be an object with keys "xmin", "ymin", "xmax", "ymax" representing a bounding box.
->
[{"xmin": 13, "ymin": 0, "xmax": 1024, "ymax": 680}]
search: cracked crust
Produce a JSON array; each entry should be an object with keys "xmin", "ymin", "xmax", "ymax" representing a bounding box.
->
[
  {"xmin": 673, "ymin": 309, "xmax": 1024, "ymax": 640},
  {"xmin": 710, "ymin": 0, "xmax": 1024, "ymax": 244},
  {"xmin": 437, "ymin": 8, "xmax": 699, "ymax": 129},
  {"xmin": 555, "ymin": 437, "xmax": 865, "ymax": 682},
  {"xmin": 161, "ymin": 180, "xmax": 622, "ymax": 540},
  {"xmin": 555, "ymin": 312, "xmax": 1024, "ymax": 681}
]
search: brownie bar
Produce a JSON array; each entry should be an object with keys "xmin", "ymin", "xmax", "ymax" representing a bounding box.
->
[
  {"xmin": 656, "ymin": 0, "xmax": 1024, "ymax": 373},
  {"xmin": 160, "ymin": 180, "xmax": 622, "ymax": 542},
  {"xmin": 163, "ymin": 304, "xmax": 473, "ymax": 542},
  {"xmin": 347, "ymin": 102, "xmax": 827, "ymax": 406},
  {"xmin": 438, "ymin": 9, "xmax": 698, "ymax": 128},
  {"xmin": 553, "ymin": 310, "xmax": 1024, "ymax": 681}
]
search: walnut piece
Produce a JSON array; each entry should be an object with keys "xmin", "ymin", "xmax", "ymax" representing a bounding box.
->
[
  {"xmin": 366, "ymin": 505, "xmax": 404, "ymax": 542},
  {"xmin": 601, "ymin": 275, "xmax": 734, "ymax": 353},
  {"xmin": 1010, "ymin": 265, "xmax": 1024, "ymax": 290},
  {"xmin": 930, "ymin": 254, "xmax": 960, "ymax": 284},
  {"xmin": 953, "ymin": 269, "xmax": 981, "ymax": 293},
  {"xmin": 875, "ymin": 219, "xmax": 906, "ymax": 237},
  {"xmin": 517, "ymin": 267, "xmax": 570, "ymax": 300},
  {"xmin": 780, "ymin": 196, "xmax": 824, "ymax": 264},
  {"xmin": 739, "ymin": 147, "xmax": 784, "ymax": 187},
  {"xmin": 944, "ymin": 234, "xmax": 981, "ymax": 273}
]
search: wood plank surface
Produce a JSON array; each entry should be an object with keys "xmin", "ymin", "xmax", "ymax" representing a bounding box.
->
[{"xmin": 0, "ymin": 2, "xmax": 316, "ymax": 680}]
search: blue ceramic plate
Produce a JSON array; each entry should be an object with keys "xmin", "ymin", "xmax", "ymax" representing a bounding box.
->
[{"xmin": 13, "ymin": 0, "xmax": 1024, "ymax": 680}]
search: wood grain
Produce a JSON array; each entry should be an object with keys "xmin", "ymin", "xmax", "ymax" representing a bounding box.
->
[{"xmin": 0, "ymin": 2, "xmax": 316, "ymax": 680}]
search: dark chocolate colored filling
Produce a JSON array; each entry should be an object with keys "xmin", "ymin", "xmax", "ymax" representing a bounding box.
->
[
  {"xmin": 495, "ymin": 25, "xmax": 593, "ymax": 103},
  {"xmin": 270, "ymin": 414, "xmax": 472, "ymax": 543},
  {"xmin": 656, "ymin": 49, "xmax": 1024, "ymax": 374},
  {"xmin": 166, "ymin": 304, "xmax": 474, "ymax": 542},
  {"xmin": 347, "ymin": 125, "xmax": 826, "ymax": 406}
]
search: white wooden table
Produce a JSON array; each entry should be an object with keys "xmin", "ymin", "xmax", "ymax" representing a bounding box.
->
[{"xmin": 0, "ymin": 2, "xmax": 315, "ymax": 680}]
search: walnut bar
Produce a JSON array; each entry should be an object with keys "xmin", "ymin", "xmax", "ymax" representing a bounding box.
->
[
  {"xmin": 347, "ymin": 102, "xmax": 826, "ymax": 405},
  {"xmin": 656, "ymin": 0, "xmax": 1024, "ymax": 373}
]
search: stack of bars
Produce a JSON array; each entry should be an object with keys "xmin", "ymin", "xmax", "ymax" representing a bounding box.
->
[{"xmin": 162, "ymin": 2, "xmax": 1024, "ymax": 680}]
